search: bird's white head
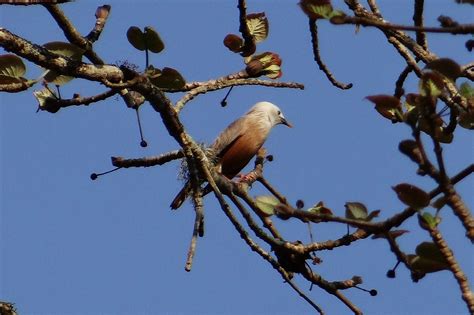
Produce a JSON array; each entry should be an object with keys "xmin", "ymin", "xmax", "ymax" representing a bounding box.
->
[{"xmin": 247, "ymin": 101, "xmax": 292, "ymax": 128}]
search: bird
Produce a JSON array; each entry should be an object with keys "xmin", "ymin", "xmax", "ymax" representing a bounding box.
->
[{"xmin": 170, "ymin": 101, "xmax": 292, "ymax": 210}]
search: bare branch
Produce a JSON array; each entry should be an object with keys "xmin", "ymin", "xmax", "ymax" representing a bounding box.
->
[
  {"xmin": 111, "ymin": 150, "xmax": 184, "ymax": 168},
  {"xmin": 41, "ymin": 89, "xmax": 118, "ymax": 109},
  {"xmin": 175, "ymin": 73, "xmax": 304, "ymax": 113},
  {"xmin": 0, "ymin": 79, "xmax": 36, "ymax": 92},
  {"xmin": 308, "ymin": 20, "xmax": 353, "ymax": 90},
  {"xmin": 413, "ymin": 0, "xmax": 428, "ymax": 50},
  {"xmin": 333, "ymin": 15, "xmax": 474, "ymax": 35}
]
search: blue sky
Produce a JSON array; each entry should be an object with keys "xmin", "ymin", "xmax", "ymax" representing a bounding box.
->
[{"xmin": 1, "ymin": 1, "xmax": 473, "ymax": 314}]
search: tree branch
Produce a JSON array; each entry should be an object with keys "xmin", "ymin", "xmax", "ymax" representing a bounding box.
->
[
  {"xmin": 308, "ymin": 19, "xmax": 353, "ymax": 90},
  {"xmin": 333, "ymin": 15, "xmax": 474, "ymax": 35}
]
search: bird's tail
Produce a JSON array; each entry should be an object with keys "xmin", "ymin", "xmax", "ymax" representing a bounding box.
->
[
  {"xmin": 170, "ymin": 182, "xmax": 191, "ymax": 210},
  {"xmin": 170, "ymin": 182, "xmax": 216, "ymax": 210}
]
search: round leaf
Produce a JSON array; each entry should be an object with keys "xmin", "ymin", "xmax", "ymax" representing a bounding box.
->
[
  {"xmin": 255, "ymin": 195, "xmax": 280, "ymax": 217},
  {"xmin": 150, "ymin": 67, "xmax": 185, "ymax": 89},
  {"xmin": 0, "ymin": 54, "xmax": 26, "ymax": 78},
  {"xmin": 246, "ymin": 13, "xmax": 269, "ymax": 43},
  {"xmin": 43, "ymin": 41, "xmax": 84, "ymax": 60},
  {"xmin": 425, "ymin": 58, "xmax": 462, "ymax": 81},
  {"xmin": 223, "ymin": 34, "xmax": 244, "ymax": 53},
  {"xmin": 144, "ymin": 26, "xmax": 165, "ymax": 53},
  {"xmin": 43, "ymin": 42, "xmax": 83, "ymax": 85},
  {"xmin": 344, "ymin": 202, "xmax": 368, "ymax": 220},
  {"xmin": 392, "ymin": 183, "xmax": 430, "ymax": 209},
  {"xmin": 366, "ymin": 94, "xmax": 403, "ymax": 122},
  {"xmin": 127, "ymin": 26, "xmax": 146, "ymax": 51},
  {"xmin": 411, "ymin": 242, "xmax": 449, "ymax": 273}
]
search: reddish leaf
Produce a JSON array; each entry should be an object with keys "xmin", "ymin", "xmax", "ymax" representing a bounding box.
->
[
  {"xmin": 398, "ymin": 140, "xmax": 423, "ymax": 164},
  {"xmin": 425, "ymin": 58, "xmax": 461, "ymax": 81},
  {"xmin": 366, "ymin": 94, "xmax": 402, "ymax": 122},
  {"xmin": 223, "ymin": 34, "xmax": 244, "ymax": 53}
]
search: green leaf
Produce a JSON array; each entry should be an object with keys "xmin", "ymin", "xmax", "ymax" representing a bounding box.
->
[
  {"xmin": 144, "ymin": 26, "xmax": 165, "ymax": 53},
  {"xmin": 43, "ymin": 41, "xmax": 84, "ymax": 60},
  {"xmin": 403, "ymin": 93, "xmax": 421, "ymax": 126},
  {"xmin": 299, "ymin": 0, "xmax": 334, "ymax": 20},
  {"xmin": 255, "ymin": 195, "xmax": 280, "ymax": 217},
  {"xmin": 392, "ymin": 183, "xmax": 430, "ymax": 209},
  {"xmin": 418, "ymin": 212, "xmax": 439, "ymax": 230},
  {"xmin": 344, "ymin": 202, "xmax": 368, "ymax": 220},
  {"xmin": 149, "ymin": 67, "xmax": 185, "ymax": 89},
  {"xmin": 419, "ymin": 72, "xmax": 445, "ymax": 97},
  {"xmin": 366, "ymin": 94, "xmax": 403, "ymax": 123},
  {"xmin": 425, "ymin": 58, "xmax": 462, "ymax": 82},
  {"xmin": 458, "ymin": 82, "xmax": 474, "ymax": 98},
  {"xmin": 410, "ymin": 242, "xmax": 449, "ymax": 274},
  {"xmin": 0, "ymin": 54, "xmax": 26, "ymax": 78},
  {"xmin": 246, "ymin": 12, "xmax": 269, "ymax": 43},
  {"xmin": 42, "ymin": 41, "xmax": 84, "ymax": 85},
  {"xmin": 127, "ymin": 26, "xmax": 146, "ymax": 51},
  {"xmin": 308, "ymin": 201, "xmax": 333, "ymax": 215},
  {"xmin": 33, "ymin": 88, "xmax": 60, "ymax": 113}
]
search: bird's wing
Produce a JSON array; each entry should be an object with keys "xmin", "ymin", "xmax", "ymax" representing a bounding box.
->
[{"xmin": 210, "ymin": 116, "xmax": 249, "ymax": 158}]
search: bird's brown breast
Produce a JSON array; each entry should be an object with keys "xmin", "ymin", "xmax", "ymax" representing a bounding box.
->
[{"xmin": 219, "ymin": 129, "xmax": 268, "ymax": 179}]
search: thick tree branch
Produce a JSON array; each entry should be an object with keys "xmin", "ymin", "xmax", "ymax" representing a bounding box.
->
[
  {"xmin": 425, "ymin": 224, "xmax": 474, "ymax": 312},
  {"xmin": 0, "ymin": 28, "xmax": 123, "ymax": 83}
]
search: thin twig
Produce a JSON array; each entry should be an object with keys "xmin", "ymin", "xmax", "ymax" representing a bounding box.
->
[
  {"xmin": 175, "ymin": 76, "xmax": 304, "ymax": 112},
  {"xmin": 308, "ymin": 19, "xmax": 353, "ymax": 90},
  {"xmin": 185, "ymin": 181, "xmax": 203, "ymax": 272},
  {"xmin": 387, "ymin": 37, "xmax": 423, "ymax": 76},
  {"xmin": 366, "ymin": 0, "xmax": 381, "ymax": 17},
  {"xmin": 301, "ymin": 268, "xmax": 363, "ymax": 314},
  {"xmin": 111, "ymin": 150, "xmax": 184, "ymax": 168},
  {"xmin": 333, "ymin": 15, "xmax": 474, "ymax": 35},
  {"xmin": 237, "ymin": 0, "xmax": 255, "ymax": 56},
  {"xmin": 41, "ymin": 89, "xmax": 118, "ymax": 109},
  {"xmin": 394, "ymin": 65, "xmax": 413, "ymax": 98},
  {"xmin": 413, "ymin": 0, "xmax": 428, "ymax": 50},
  {"xmin": 304, "ymin": 229, "xmax": 369, "ymax": 253}
]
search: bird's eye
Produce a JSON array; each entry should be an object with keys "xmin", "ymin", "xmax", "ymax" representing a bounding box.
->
[{"xmin": 277, "ymin": 110, "xmax": 281, "ymax": 115}]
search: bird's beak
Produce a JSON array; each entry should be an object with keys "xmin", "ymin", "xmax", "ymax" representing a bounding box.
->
[{"xmin": 281, "ymin": 117, "xmax": 293, "ymax": 128}]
